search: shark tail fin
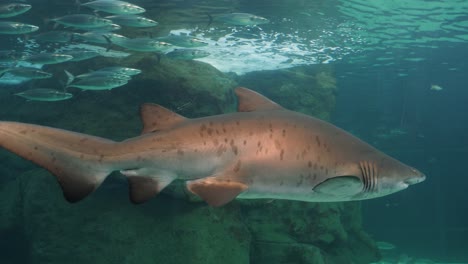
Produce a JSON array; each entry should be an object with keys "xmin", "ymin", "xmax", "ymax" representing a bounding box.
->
[
  {"xmin": 0, "ymin": 121, "xmax": 118, "ymax": 202},
  {"xmin": 64, "ymin": 70, "xmax": 74, "ymax": 87}
]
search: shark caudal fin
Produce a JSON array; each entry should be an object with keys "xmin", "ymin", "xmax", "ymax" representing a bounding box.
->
[{"xmin": 0, "ymin": 121, "xmax": 117, "ymax": 202}]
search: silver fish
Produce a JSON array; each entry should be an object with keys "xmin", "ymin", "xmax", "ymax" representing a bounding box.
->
[
  {"xmin": 0, "ymin": 21, "xmax": 38, "ymax": 34},
  {"xmin": 105, "ymin": 14, "xmax": 158, "ymax": 27},
  {"xmin": 95, "ymin": 66, "xmax": 141, "ymax": 76},
  {"xmin": 23, "ymin": 53, "xmax": 73, "ymax": 64},
  {"xmin": 51, "ymin": 14, "xmax": 113, "ymax": 29},
  {"xmin": 73, "ymin": 31, "xmax": 127, "ymax": 44},
  {"xmin": 110, "ymin": 37, "xmax": 172, "ymax": 52},
  {"xmin": 62, "ymin": 50, "xmax": 101, "ymax": 62},
  {"xmin": 65, "ymin": 70, "xmax": 128, "ymax": 90},
  {"xmin": 15, "ymin": 88, "xmax": 72, "ymax": 101},
  {"xmin": 75, "ymin": 71, "xmax": 131, "ymax": 80},
  {"xmin": 68, "ymin": 77, "xmax": 128, "ymax": 90},
  {"xmin": 6, "ymin": 67, "xmax": 52, "ymax": 79},
  {"xmin": 376, "ymin": 241, "xmax": 396, "ymax": 251},
  {"xmin": 33, "ymin": 31, "xmax": 75, "ymax": 43},
  {"xmin": 0, "ymin": 3, "xmax": 31, "ymax": 18},
  {"xmin": 157, "ymin": 35, "xmax": 208, "ymax": 48},
  {"xmin": 210, "ymin": 13, "xmax": 269, "ymax": 26},
  {"xmin": 90, "ymin": 23, "xmax": 121, "ymax": 31},
  {"xmin": 0, "ymin": 66, "xmax": 11, "ymax": 75},
  {"xmin": 0, "ymin": 88, "xmax": 425, "ymax": 205},
  {"xmin": 166, "ymin": 49, "xmax": 210, "ymax": 60},
  {"xmin": 81, "ymin": 0, "xmax": 145, "ymax": 15},
  {"xmin": 0, "ymin": 50, "xmax": 24, "ymax": 63}
]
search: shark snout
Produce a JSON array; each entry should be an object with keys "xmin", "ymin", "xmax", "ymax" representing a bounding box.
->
[{"xmin": 404, "ymin": 169, "xmax": 426, "ymax": 185}]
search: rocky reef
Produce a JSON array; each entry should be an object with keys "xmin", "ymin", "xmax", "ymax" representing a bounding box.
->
[{"xmin": 0, "ymin": 55, "xmax": 379, "ymax": 264}]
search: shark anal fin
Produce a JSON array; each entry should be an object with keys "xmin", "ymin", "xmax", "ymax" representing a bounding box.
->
[
  {"xmin": 121, "ymin": 169, "xmax": 175, "ymax": 204},
  {"xmin": 234, "ymin": 87, "xmax": 284, "ymax": 112},
  {"xmin": 187, "ymin": 178, "xmax": 248, "ymax": 207},
  {"xmin": 140, "ymin": 103, "xmax": 187, "ymax": 134},
  {"xmin": 127, "ymin": 176, "xmax": 160, "ymax": 204}
]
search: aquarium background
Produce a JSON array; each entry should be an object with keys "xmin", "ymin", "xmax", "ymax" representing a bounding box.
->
[{"xmin": 0, "ymin": 0, "xmax": 467, "ymax": 263}]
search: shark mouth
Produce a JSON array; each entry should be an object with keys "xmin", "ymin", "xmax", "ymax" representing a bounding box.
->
[{"xmin": 359, "ymin": 160, "xmax": 378, "ymax": 193}]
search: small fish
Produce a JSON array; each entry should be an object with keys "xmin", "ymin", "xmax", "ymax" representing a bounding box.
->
[
  {"xmin": 109, "ymin": 37, "xmax": 172, "ymax": 52},
  {"xmin": 376, "ymin": 241, "xmax": 396, "ymax": 251},
  {"xmin": 73, "ymin": 31, "xmax": 127, "ymax": 44},
  {"xmin": 6, "ymin": 67, "xmax": 52, "ymax": 79},
  {"xmin": 65, "ymin": 70, "xmax": 128, "ymax": 90},
  {"xmin": 51, "ymin": 14, "xmax": 113, "ymax": 29},
  {"xmin": 0, "ymin": 3, "xmax": 31, "ymax": 18},
  {"xmin": 15, "ymin": 88, "xmax": 72, "ymax": 101},
  {"xmin": 0, "ymin": 21, "xmax": 38, "ymax": 34},
  {"xmin": 33, "ymin": 30, "xmax": 75, "ymax": 43},
  {"xmin": 81, "ymin": 0, "xmax": 145, "ymax": 15},
  {"xmin": 23, "ymin": 53, "xmax": 74, "ymax": 64},
  {"xmin": 0, "ymin": 66, "xmax": 11, "ymax": 75},
  {"xmin": 0, "ymin": 50, "xmax": 24, "ymax": 63},
  {"xmin": 157, "ymin": 35, "xmax": 208, "ymax": 48},
  {"xmin": 62, "ymin": 50, "xmax": 101, "ymax": 62},
  {"xmin": 76, "ymin": 71, "xmax": 131, "ymax": 80},
  {"xmin": 430, "ymin": 84, "xmax": 443, "ymax": 91},
  {"xmin": 105, "ymin": 14, "xmax": 158, "ymax": 27},
  {"xmin": 209, "ymin": 13, "xmax": 269, "ymax": 26},
  {"xmin": 88, "ymin": 23, "xmax": 121, "ymax": 32},
  {"xmin": 166, "ymin": 49, "xmax": 210, "ymax": 60},
  {"xmin": 95, "ymin": 66, "xmax": 141, "ymax": 76}
]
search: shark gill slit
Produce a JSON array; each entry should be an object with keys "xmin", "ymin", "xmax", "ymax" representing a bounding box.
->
[{"xmin": 360, "ymin": 161, "xmax": 378, "ymax": 192}]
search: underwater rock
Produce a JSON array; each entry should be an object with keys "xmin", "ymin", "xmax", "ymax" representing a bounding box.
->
[
  {"xmin": 17, "ymin": 169, "xmax": 250, "ymax": 264},
  {"xmin": 238, "ymin": 65, "xmax": 337, "ymax": 120},
  {"xmin": 252, "ymin": 242, "xmax": 327, "ymax": 264},
  {"xmin": 0, "ymin": 178, "xmax": 21, "ymax": 231},
  {"xmin": 241, "ymin": 200, "xmax": 379, "ymax": 263}
]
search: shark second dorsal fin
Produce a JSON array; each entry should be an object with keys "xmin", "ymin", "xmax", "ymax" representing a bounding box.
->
[
  {"xmin": 234, "ymin": 87, "xmax": 284, "ymax": 112},
  {"xmin": 140, "ymin": 103, "xmax": 187, "ymax": 134}
]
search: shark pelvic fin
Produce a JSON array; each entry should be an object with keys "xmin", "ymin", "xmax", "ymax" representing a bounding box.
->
[
  {"xmin": 140, "ymin": 103, "xmax": 187, "ymax": 134},
  {"xmin": 121, "ymin": 169, "xmax": 176, "ymax": 203},
  {"xmin": 235, "ymin": 87, "xmax": 284, "ymax": 112},
  {"xmin": 186, "ymin": 177, "xmax": 248, "ymax": 207}
]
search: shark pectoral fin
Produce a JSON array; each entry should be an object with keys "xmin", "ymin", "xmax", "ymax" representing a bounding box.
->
[
  {"xmin": 121, "ymin": 169, "xmax": 176, "ymax": 204},
  {"xmin": 313, "ymin": 176, "xmax": 363, "ymax": 196},
  {"xmin": 186, "ymin": 178, "xmax": 248, "ymax": 207}
]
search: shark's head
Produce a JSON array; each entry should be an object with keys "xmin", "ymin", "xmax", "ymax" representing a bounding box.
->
[{"xmin": 355, "ymin": 155, "xmax": 426, "ymax": 199}]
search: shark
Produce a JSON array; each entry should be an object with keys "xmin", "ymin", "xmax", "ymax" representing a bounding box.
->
[{"xmin": 0, "ymin": 87, "xmax": 425, "ymax": 206}]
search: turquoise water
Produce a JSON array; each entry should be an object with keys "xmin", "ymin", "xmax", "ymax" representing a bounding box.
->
[{"xmin": 0, "ymin": 0, "xmax": 467, "ymax": 263}]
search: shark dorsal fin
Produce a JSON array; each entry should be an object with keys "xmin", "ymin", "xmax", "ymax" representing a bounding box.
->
[
  {"xmin": 140, "ymin": 103, "xmax": 187, "ymax": 134},
  {"xmin": 235, "ymin": 87, "xmax": 284, "ymax": 112}
]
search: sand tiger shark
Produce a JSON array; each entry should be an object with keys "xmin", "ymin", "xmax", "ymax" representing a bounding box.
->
[{"xmin": 0, "ymin": 87, "xmax": 425, "ymax": 206}]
